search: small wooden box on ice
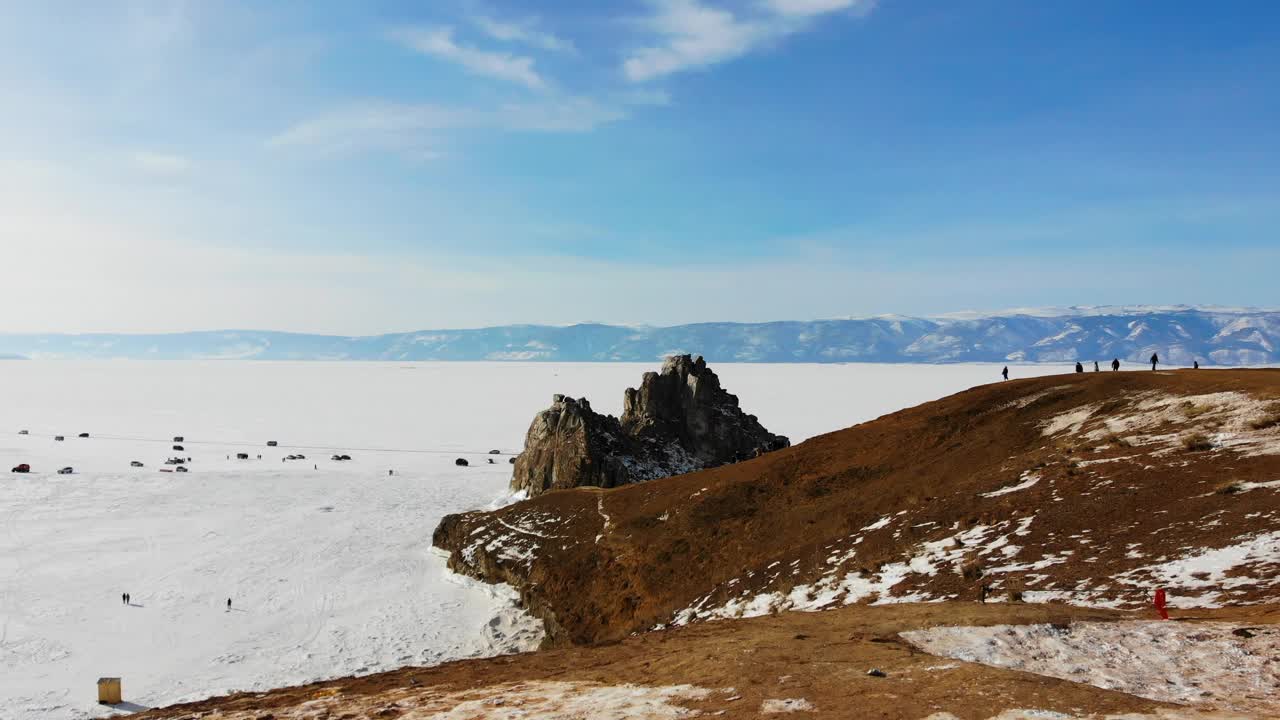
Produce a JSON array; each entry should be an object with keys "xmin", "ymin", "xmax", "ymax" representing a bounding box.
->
[{"xmin": 97, "ymin": 677, "xmax": 121, "ymax": 705}]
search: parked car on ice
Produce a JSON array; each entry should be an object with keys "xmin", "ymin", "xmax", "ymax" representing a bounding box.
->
[
  {"xmin": 236, "ymin": 452, "xmax": 250, "ymax": 460},
  {"xmin": 175, "ymin": 465, "xmax": 189, "ymax": 473},
  {"xmin": 165, "ymin": 457, "xmax": 186, "ymax": 465},
  {"xmin": 18, "ymin": 429, "xmax": 28, "ymax": 435},
  {"xmin": 130, "ymin": 461, "xmax": 144, "ymax": 468},
  {"xmin": 11, "ymin": 463, "xmax": 31, "ymax": 473},
  {"xmin": 54, "ymin": 435, "xmax": 64, "ymax": 441},
  {"xmin": 58, "ymin": 467, "xmax": 73, "ymax": 475},
  {"xmin": 267, "ymin": 440, "xmax": 278, "ymax": 447},
  {"xmin": 455, "ymin": 458, "xmax": 469, "ymax": 467},
  {"xmin": 173, "ymin": 444, "xmax": 184, "ymax": 451},
  {"xmin": 78, "ymin": 432, "xmax": 89, "ymax": 438},
  {"xmin": 173, "ymin": 435, "xmax": 184, "ymax": 442}
]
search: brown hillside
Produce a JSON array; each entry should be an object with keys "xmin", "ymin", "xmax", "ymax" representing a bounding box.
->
[{"xmin": 434, "ymin": 370, "xmax": 1280, "ymax": 646}]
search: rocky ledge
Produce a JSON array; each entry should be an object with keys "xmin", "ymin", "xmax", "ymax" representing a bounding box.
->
[{"xmin": 510, "ymin": 354, "xmax": 788, "ymax": 497}]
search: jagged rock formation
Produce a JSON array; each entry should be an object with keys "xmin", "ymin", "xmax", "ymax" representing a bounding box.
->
[{"xmin": 510, "ymin": 355, "xmax": 789, "ymax": 496}]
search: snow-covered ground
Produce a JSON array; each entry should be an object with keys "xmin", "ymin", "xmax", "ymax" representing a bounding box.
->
[
  {"xmin": 0, "ymin": 361, "xmax": 1065, "ymax": 717},
  {"xmin": 903, "ymin": 621, "xmax": 1280, "ymax": 715}
]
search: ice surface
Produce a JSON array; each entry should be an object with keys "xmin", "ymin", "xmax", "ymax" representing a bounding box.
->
[{"xmin": 0, "ymin": 360, "xmax": 1065, "ymax": 717}]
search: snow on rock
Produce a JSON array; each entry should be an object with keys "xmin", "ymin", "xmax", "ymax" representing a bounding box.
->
[{"xmin": 901, "ymin": 621, "xmax": 1280, "ymax": 715}]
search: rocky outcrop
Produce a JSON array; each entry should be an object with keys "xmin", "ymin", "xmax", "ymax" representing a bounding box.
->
[{"xmin": 510, "ymin": 355, "xmax": 789, "ymax": 496}]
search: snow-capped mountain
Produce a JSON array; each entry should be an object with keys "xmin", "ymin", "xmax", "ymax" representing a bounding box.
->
[{"xmin": 1, "ymin": 306, "xmax": 1276, "ymax": 364}]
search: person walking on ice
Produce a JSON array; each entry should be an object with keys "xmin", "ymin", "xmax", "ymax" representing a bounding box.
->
[
  {"xmin": 1150, "ymin": 352, "xmax": 1159, "ymax": 370},
  {"xmin": 226, "ymin": 598, "xmax": 232, "ymax": 612},
  {"xmin": 1112, "ymin": 358, "xmax": 1120, "ymax": 371}
]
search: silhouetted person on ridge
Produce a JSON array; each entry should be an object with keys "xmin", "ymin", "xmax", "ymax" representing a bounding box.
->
[
  {"xmin": 1194, "ymin": 360, "xmax": 1200, "ymax": 369},
  {"xmin": 1094, "ymin": 361, "xmax": 1100, "ymax": 372},
  {"xmin": 1111, "ymin": 358, "xmax": 1120, "ymax": 371},
  {"xmin": 1075, "ymin": 362, "xmax": 1084, "ymax": 373},
  {"xmin": 1001, "ymin": 366, "xmax": 1009, "ymax": 381},
  {"xmin": 1150, "ymin": 352, "xmax": 1159, "ymax": 371}
]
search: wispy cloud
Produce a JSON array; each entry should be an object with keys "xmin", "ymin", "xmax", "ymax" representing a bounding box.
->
[
  {"xmin": 131, "ymin": 151, "xmax": 192, "ymax": 176},
  {"xmin": 765, "ymin": 0, "xmax": 877, "ymax": 18},
  {"xmin": 269, "ymin": 97, "xmax": 624, "ymax": 157},
  {"xmin": 623, "ymin": 0, "xmax": 875, "ymax": 82},
  {"xmin": 390, "ymin": 26, "xmax": 547, "ymax": 90},
  {"xmin": 473, "ymin": 15, "xmax": 575, "ymax": 54}
]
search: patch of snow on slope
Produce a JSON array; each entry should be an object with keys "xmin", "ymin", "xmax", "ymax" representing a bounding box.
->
[
  {"xmin": 861, "ymin": 516, "xmax": 893, "ymax": 531},
  {"xmin": 761, "ymin": 697, "xmax": 816, "ymax": 713},
  {"xmin": 160, "ymin": 681, "xmax": 718, "ymax": 720},
  {"xmin": 981, "ymin": 473, "xmax": 1041, "ymax": 498},
  {"xmin": 672, "ymin": 521, "xmax": 1042, "ymax": 624},
  {"xmin": 901, "ymin": 621, "xmax": 1280, "ymax": 715},
  {"xmin": 1041, "ymin": 404, "xmax": 1099, "ymax": 436},
  {"xmin": 1113, "ymin": 531, "xmax": 1280, "ymax": 601}
]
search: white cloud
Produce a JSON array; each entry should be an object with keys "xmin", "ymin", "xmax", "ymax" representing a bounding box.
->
[
  {"xmin": 390, "ymin": 26, "xmax": 547, "ymax": 90},
  {"xmin": 131, "ymin": 151, "xmax": 192, "ymax": 176},
  {"xmin": 473, "ymin": 16, "xmax": 575, "ymax": 54},
  {"xmin": 269, "ymin": 98, "xmax": 624, "ymax": 156},
  {"xmin": 623, "ymin": 0, "xmax": 875, "ymax": 82},
  {"xmin": 764, "ymin": 0, "xmax": 876, "ymax": 18}
]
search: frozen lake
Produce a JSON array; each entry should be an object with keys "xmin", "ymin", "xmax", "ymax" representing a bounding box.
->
[{"xmin": 0, "ymin": 361, "xmax": 1067, "ymax": 717}]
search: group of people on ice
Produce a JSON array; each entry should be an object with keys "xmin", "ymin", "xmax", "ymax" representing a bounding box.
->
[{"xmin": 121, "ymin": 591, "xmax": 234, "ymax": 611}]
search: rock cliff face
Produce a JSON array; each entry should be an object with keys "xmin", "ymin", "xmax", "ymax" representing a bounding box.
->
[{"xmin": 510, "ymin": 355, "xmax": 789, "ymax": 496}]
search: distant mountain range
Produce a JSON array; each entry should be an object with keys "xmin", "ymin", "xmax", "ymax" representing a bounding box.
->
[{"xmin": 2, "ymin": 306, "xmax": 1277, "ymax": 364}]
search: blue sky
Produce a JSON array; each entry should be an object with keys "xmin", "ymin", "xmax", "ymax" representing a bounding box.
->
[{"xmin": 1, "ymin": 0, "xmax": 1277, "ymax": 333}]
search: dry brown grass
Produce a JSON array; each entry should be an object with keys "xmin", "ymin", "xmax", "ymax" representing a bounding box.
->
[
  {"xmin": 1182, "ymin": 433, "xmax": 1214, "ymax": 452},
  {"xmin": 1215, "ymin": 480, "xmax": 1245, "ymax": 495},
  {"xmin": 1249, "ymin": 412, "xmax": 1280, "ymax": 431},
  {"xmin": 1182, "ymin": 401, "xmax": 1214, "ymax": 419}
]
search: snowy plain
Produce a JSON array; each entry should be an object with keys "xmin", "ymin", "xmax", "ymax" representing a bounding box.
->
[{"xmin": 0, "ymin": 361, "xmax": 1069, "ymax": 718}]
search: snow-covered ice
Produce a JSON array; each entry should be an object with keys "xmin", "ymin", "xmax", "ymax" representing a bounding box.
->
[{"xmin": 0, "ymin": 360, "xmax": 1065, "ymax": 717}]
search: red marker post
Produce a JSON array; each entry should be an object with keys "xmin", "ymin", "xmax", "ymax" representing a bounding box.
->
[{"xmin": 1153, "ymin": 588, "xmax": 1169, "ymax": 620}]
